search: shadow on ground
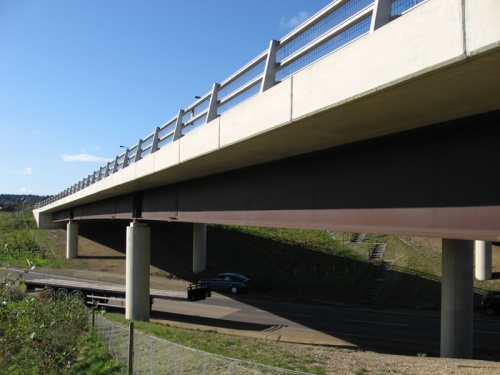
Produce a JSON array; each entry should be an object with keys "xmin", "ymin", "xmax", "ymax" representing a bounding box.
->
[{"xmin": 72, "ymin": 220, "xmax": 499, "ymax": 358}]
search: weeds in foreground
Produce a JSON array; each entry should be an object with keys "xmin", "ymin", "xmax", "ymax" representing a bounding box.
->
[
  {"xmin": 0, "ymin": 211, "xmax": 45, "ymax": 267},
  {"xmin": 0, "ymin": 268, "xmax": 120, "ymax": 374}
]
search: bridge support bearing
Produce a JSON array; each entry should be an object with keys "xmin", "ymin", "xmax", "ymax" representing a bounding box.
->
[
  {"xmin": 66, "ymin": 221, "xmax": 79, "ymax": 259},
  {"xmin": 440, "ymin": 239, "xmax": 474, "ymax": 359},
  {"xmin": 193, "ymin": 223, "xmax": 207, "ymax": 273},
  {"xmin": 126, "ymin": 221, "xmax": 151, "ymax": 322},
  {"xmin": 474, "ymin": 241, "xmax": 492, "ymax": 281}
]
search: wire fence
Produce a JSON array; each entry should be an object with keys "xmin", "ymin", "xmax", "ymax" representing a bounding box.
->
[{"xmin": 91, "ymin": 312, "xmax": 312, "ymax": 375}]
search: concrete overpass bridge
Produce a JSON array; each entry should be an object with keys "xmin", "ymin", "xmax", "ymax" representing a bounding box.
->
[{"xmin": 34, "ymin": 0, "xmax": 500, "ymax": 359}]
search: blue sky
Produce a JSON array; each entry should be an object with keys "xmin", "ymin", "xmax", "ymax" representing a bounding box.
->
[{"xmin": 0, "ymin": 0, "xmax": 332, "ymax": 196}]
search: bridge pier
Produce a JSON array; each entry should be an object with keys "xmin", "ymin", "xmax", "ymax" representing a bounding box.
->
[
  {"xmin": 440, "ymin": 239, "xmax": 474, "ymax": 359},
  {"xmin": 66, "ymin": 221, "xmax": 78, "ymax": 259},
  {"xmin": 193, "ymin": 223, "xmax": 207, "ymax": 273},
  {"xmin": 474, "ymin": 241, "xmax": 492, "ymax": 280},
  {"xmin": 126, "ymin": 221, "xmax": 151, "ymax": 321}
]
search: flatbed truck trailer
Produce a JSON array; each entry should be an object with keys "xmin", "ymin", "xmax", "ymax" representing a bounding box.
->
[{"xmin": 23, "ymin": 277, "xmax": 210, "ymax": 310}]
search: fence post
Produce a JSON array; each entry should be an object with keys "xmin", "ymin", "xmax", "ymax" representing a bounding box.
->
[{"xmin": 128, "ymin": 321, "xmax": 134, "ymax": 375}]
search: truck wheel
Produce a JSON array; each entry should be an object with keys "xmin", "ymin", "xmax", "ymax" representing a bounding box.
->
[
  {"xmin": 71, "ymin": 290, "xmax": 85, "ymax": 304},
  {"xmin": 56, "ymin": 288, "xmax": 69, "ymax": 299}
]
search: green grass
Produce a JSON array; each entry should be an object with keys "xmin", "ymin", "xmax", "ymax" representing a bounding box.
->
[
  {"xmin": 0, "ymin": 211, "xmax": 42, "ymax": 267},
  {"xmin": 0, "ymin": 210, "xmax": 68, "ymax": 269},
  {"xmin": 68, "ymin": 331, "xmax": 125, "ymax": 374},
  {"xmin": 105, "ymin": 312, "xmax": 330, "ymax": 374}
]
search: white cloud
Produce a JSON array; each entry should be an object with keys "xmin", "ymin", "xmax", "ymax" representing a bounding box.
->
[
  {"xmin": 280, "ymin": 11, "xmax": 309, "ymax": 30},
  {"xmin": 61, "ymin": 154, "xmax": 111, "ymax": 162},
  {"xmin": 19, "ymin": 167, "xmax": 34, "ymax": 175}
]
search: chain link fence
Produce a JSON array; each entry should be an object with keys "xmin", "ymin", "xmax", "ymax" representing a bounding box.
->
[{"xmin": 91, "ymin": 312, "xmax": 312, "ymax": 375}]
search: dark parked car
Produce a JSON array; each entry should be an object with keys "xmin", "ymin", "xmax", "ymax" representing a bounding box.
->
[
  {"xmin": 197, "ymin": 273, "xmax": 251, "ymax": 294},
  {"xmin": 481, "ymin": 291, "xmax": 500, "ymax": 316}
]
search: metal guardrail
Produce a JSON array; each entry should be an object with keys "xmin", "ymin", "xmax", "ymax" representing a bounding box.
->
[{"xmin": 35, "ymin": 0, "xmax": 426, "ymax": 209}]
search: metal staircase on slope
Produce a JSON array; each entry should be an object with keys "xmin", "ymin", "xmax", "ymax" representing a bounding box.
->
[
  {"xmin": 364, "ymin": 242, "xmax": 394, "ymax": 301},
  {"xmin": 369, "ymin": 243, "xmax": 386, "ymax": 261},
  {"xmin": 365, "ymin": 260, "xmax": 394, "ymax": 301},
  {"xmin": 351, "ymin": 233, "xmax": 366, "ymax": 243}
]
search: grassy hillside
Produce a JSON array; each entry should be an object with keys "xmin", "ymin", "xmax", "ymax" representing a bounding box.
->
[{"xmin": 25, "ymin": 219, "xmax": 500, "ymax": 310}]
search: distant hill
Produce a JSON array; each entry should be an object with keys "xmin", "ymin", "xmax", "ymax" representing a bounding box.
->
[{"xmin": 0, "ymin": 194, "xmax": 50, "ymax": 211}]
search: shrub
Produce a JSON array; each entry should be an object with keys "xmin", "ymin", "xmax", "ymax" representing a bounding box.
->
[{"xmin": 0, "ymin": 270, "xmax": 90, "ymax": 374}]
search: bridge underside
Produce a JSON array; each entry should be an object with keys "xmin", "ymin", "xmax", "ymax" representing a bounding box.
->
[{"xmin": 52, "ymin": 110, "xmax": 500, "ymax": 241}]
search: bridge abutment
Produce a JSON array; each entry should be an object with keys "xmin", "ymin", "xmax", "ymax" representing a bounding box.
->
[
  {"xmin": 126, "ymin": 221, "xmax": 151, "ymax": 321},
  {"xmin": 193, "ymin": 223, "xmax": 207, "ymax": 273},
  {"xmin": 33, "ymin": 210, "xmax": 65, "ymax": 229},
  {"xmin": 66, "ymin": 221, "xmax": 79, "ymax": 259},
  {"xmin": 474, "ymin": 241, "xmax": 492, "ymax": 281},
  {"xmin": 440, "ymin": 239, "xmax": 474, "ymax": 359}
]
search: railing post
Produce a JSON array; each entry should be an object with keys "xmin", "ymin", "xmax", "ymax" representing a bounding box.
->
[
  {"xmin": 371, "ymin": 0, "xmax": 393, "ymax": 31},
  {"xmin": 206, "ymin": 83, "xmax": 220, "ymax": 123},
  {"xmin": 135, "ymin": 139, "xmax": 143, "ymax": 163},
  {"xmin": 260, "ymin": 39, "xmax": 279, "ymax": 93},
  {"xmin": 173, "ymin": 109, "xmax": 185, "ymax": 141},
  {"xmin": 112, "ymin": 156, "xmax": 120, "ymax": 173},
  {"xmin": 123, "ymin": 148, "xmax": 130, "ymax": 168},
  {"xmin": 151, "ymin": 127, "xmax": 160, "ymax": 153}
]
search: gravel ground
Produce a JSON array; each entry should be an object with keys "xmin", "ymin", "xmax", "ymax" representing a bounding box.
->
[{"xmin": 275, "ymin": 343, "xmax": 500, "ymax": 375}]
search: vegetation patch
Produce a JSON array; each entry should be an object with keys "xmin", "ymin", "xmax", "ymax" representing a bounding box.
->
[
  {"xmin": 105, "ymin": 312, "xmax": 330, "ymax": 374},
  {"xmin": 0, "ymin": 269, "xmax": 123, "ymax": 374}
]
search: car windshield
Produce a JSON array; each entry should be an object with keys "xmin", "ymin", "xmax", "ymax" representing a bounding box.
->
[{"xmin": 219, "ymin": 274, "xmax": 245, "ymax": 281}]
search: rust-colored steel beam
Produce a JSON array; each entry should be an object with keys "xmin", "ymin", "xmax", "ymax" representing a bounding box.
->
[{"xmin": 53, "ymin": 110, "xmax": 500, "ymax": 241}]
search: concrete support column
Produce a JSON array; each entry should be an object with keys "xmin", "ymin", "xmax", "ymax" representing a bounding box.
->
[
  {"xmin": 440, "ymin": 239, "xmax": 474, "ymax": 359},
  {"xmin": 475, "ymin": 241, "xmax": 492, "ymax": 281},
  {"xmin": 126, "ymin": 222, "xmax": 151, "ymax": 322},
  {"xmin": 193, "ymin": 223, "xmax": 207, "ymax": 273},
  {"xmin": 66, "ymin": 221, "xmax": 79, "ymax": 259}
]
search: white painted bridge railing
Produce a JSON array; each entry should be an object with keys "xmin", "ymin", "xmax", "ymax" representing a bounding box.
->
[{"xmin": 36, "ymin": 0, "xmax": 425, "ymax": 209}]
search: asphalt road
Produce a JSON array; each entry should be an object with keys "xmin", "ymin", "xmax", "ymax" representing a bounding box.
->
[
  {"xmin": 152, "ymin": 291, "xmax": 500, "ymax": 358},
  {"xmin": 11, "ymin": 268, "xmax": 500, "ymax": 358}
]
